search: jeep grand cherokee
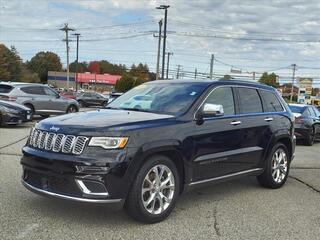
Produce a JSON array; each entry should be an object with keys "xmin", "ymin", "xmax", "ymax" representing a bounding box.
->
[{"xmin": 21, "ymin": 80, "xmax": 296, "ymax": 223}]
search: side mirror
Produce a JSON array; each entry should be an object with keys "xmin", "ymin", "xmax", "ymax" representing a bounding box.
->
[{"xmin": 197, "ymin": 103, "xmax": 224, "ymax": 119}]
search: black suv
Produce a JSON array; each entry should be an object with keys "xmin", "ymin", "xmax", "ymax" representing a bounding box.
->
[{"xmin": 21, "ymin": 80, "xmax": 295, "ymax": 223}]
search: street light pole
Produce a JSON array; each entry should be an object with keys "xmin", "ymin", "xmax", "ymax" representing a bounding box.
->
[
  {"xmin": 166, "ymin": 52, "xmax": 173, "ymax": 79},
  {"xmin": 60, "ymin": 23, "xmax": 74, "ymax": 90},
  {"xmin": 73, "ymin": 33, "xmax": 80, "ymax": 92},
  {"xmin": 155, "ymin": 20, "xmax": 162, "ymax": 80},
  {"xmin": 290, "ymin": 64, "xmax": 297, "ymax": 102},
  {"xmin": 156, "ymin": 5, "xmax": 170, "ymax": 79}
]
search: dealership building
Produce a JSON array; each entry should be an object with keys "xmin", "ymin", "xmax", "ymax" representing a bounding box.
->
[{"xmin": 47, "ymin": 71, "xmax": 122, "ymax": 92}]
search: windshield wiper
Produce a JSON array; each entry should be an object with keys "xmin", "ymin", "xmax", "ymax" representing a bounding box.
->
[{"xmin": 120, "ymin": 107, "xmax": 143, "ymax": 112}]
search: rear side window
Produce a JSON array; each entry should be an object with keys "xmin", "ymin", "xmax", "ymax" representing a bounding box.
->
[
  {"xmin": 237, "ymin": 88, "xmax": 263, "ymax": 114},
  {"xmin": 204, "ymin": 87, "xmax": 235, "ymax": 115},
  {"xmin": 21, "ymin": 86, "xmax": 46, "ymax": 95},
  {"xmin": 0, "ymin": 84, "xmax": 13, "ymax": 93},
  {"xmin": 260, "ymin": 90, "xmax": 284, "ymax": 112}
]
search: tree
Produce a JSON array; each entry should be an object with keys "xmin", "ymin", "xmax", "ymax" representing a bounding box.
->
[
  {"xmin": 0, "ymin": 44, "xmax": 22, "ymax": 81},
  {"xmin": 27, "ymin": 51, "xmax": 62, "ymax": 83},
  {"xmin": 259, "ymin": 72, "xmax": 279, "ymax": 88},
  {"xmin": 69, "ymin": 61, "xmax": 88, "ymax": 73},
  {"xmin": 220, "ymin": 74, "xmax": 232, "ymax": 80},
  {"xmin": 99, "ymin": 60, "xmax": 126, "ymax": 75},
  {"xmin": 115, "ymin": 74, "xmax": 136, "ymax": 92},
  {"xmin": 88, "ymin": 61, "xmax": 100, "ymax": 74}
]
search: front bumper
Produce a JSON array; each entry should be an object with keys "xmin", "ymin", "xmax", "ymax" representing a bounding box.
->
[
  {"xmin": 22, "ymin": 179, "xmax": 122, "ymax": 203},
  {"xmin": 294, "ymin": 127, "xmax": 310, "ymax": 140},
  {"xmin": 2, "ymin": 110, "xmax": 31, "ymax": 125},
  {"xmin": 21, "ymin": 146, "xmax": 139, "ymax": 203}
]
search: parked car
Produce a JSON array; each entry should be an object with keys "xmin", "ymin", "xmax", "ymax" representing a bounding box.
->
[
  {"xmin": 0, "ymin": 100, "xmax": 32, "ymax": 126},
  {"xmin": 0, "ymin": 83, "xmax": 79, "ymax": 117},
  {"xmin": 59, "ymin": 91, "xmax": 77, "ymax": 100},
  {"xmin": 288, "ymin": 104, "xmax": 320, "ymax": 146},
  {"xmin": 107, "ymin": 92, "xmax": 123, "ymax": 104},
  {"xmin": 21, "ymin": 80, "xmax": 295, "ymax": 223},
  {"xmin": 120, "ymin": 94, "xmax": 154, "ymax": 109},
  {"xmin": 76, "ymin": 92, "xmax": 108, "ymax": 107}
]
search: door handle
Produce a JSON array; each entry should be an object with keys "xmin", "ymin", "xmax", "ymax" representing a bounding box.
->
[
  {"xmin": 264, "ymin": 117, "xmax": 274, "ymax": 122},
  {"xmin": 230, "ymin": 120, "xmax": 242, "ymax": 126}
]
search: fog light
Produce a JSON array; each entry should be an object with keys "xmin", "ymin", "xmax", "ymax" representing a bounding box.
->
[
  {"xmin": 75, "ymin": 179, "xmax": 109, "ymax": 197},
  {"xmin": 75, "ymin": 165, "xmax": 109, "ymax": 174}
]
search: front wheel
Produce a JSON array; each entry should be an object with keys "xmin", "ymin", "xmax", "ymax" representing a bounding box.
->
[
  {"xmin": 257, "ymin": 143, "xmax": 290, "ymax": 189},
  {"xmin": 125, "ymin": 155, "xmax": 180, "ymax": 223},
  {"xmin": 66, "ymin": 105, "xmax": 78, "ymax": 114}
]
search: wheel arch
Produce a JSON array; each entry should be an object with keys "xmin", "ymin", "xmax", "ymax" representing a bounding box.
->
[{"xmin": 127, "ymin": 142, "xmax": 188, "ymax": 195}]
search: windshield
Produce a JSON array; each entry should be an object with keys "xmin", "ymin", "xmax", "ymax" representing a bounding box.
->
[
  {"xmin": 289, "ymin": 105, "xmax": 305, "ymax": 113},
  {"xmin": 107, "ymin": 82, "xmax": 208, "ymax": 115}
]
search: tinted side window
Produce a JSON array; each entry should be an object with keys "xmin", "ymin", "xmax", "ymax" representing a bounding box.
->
[
  {"xmin": 237, "ymin": 88, "xmax": 263, "ymax": 114},
  {"xmin": 83, "ymin": 93, "xmax": 91, "ymax": 97},
  {"xmin": 44, "ymin": 87, "xmax": 58, "ymax": 96},
  {"xmin": 204, "ymin": 87, "xmax": 235, "ymax": 116},
  {"xmin": 307, "ymin": 107, "xmax": 316, "ymax": 117},
  {"xmin": 312, "ymin": 106, "xmax": 320, "ymax": 117},
  {"xmin": 0, "ymin": 84, "xmax": 13, "ymax": 93},
  {"xmin": 260, "ymin": 90, "xmax": 283, "ymax": 112},
  {"xmin": 21, "ymin": 86, "xmax": 45, "ymax": 95}
]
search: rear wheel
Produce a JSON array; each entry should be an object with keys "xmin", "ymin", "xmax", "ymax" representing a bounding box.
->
[
  {"xmin": 257, "ymin": 143, "xmax": 290, "ymax": 189},
  {"xmin": 125, "ymin": 155, "xmax": 179, "ymax": 223},
  {"xmin": 304, "ymin": 127, "xmax": 315, "ymax": 146}
]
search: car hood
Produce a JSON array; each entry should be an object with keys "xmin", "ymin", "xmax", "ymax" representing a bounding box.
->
[
  {"xmin": 0, "ymin": 100, "xmax": 30, "ymax": 111},
  {"xmin": 36, "ymin": 109, "xmax": 175, "ymax": 134}
]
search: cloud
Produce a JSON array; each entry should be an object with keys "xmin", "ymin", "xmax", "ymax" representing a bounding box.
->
[{"xmin": 1, "ymin": 0, "xmax": 320, "ymax": 83}]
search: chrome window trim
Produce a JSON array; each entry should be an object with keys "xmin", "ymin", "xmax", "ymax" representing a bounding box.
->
[{"xmin": 194, "ymin": 85, "xmax": 286, "ymax": 121}]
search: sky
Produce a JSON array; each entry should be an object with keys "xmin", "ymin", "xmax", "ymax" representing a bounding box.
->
[{"xmin": 1, "ymin": 0, "xmax": 320, "ymax": 86}]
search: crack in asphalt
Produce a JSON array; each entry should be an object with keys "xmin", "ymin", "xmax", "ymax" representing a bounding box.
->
[
  {"xmin": 289, "ymin": 176, "xmax": 320, "ymax": 194},
  {"xmin": 213, "ymin": 207, "xmax": 221, "ymax": 237},
  {"xmin": 0, "ymin": 136, "xmax": 28, "ymax": 150},
  {"xmin": 0, "ymin": 152, "xmax": 23, "ymax": 156}
]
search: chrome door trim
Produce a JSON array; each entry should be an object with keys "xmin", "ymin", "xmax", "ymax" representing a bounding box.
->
[{"xmin": 189, "ymin": 168, "xmax": 263, "ymax": 186}]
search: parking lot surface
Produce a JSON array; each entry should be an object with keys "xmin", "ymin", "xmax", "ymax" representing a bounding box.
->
[{"xmin": 0, "ymin": 113, "xmax": 319, "ymax": 240}]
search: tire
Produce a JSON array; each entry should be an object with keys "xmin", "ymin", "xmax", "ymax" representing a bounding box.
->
[
  {"xmin": 304, "ymin": 127, "xmax": 315, "ymax": 146},
  {"xmin": 66, "ymin": 105, "xmax": 78, "ymax": 114},
  {"xmin": 257, "ymin": 143, "xmax": 290, "ymax": 189},
  {"xmin": 78, "ymin": 100, "xmax": 85, "ymax": 108},
  {"xmin": 24, "ymin": 104, "xmax": 34, "ymax": 119},
  {"xmin": 125, "ymin": 155, "xmax": 180, "ymax": 223}
]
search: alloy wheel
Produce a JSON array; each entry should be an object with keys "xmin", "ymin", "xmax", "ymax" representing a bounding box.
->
[
  {"xmin": 141, "ymin": 164, "xmax": 175, "ymax": 215},
  {"xmin": 271, "ymin": 148, "xmax": 288, "ymax": 183}
]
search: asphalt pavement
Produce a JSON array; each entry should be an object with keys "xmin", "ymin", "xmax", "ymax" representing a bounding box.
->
[{"xmin": 0, "ymin": 114, "xmax": 319, "ymax": 240}]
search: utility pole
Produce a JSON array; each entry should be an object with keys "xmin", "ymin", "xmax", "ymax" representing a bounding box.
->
[
  {"xmin": 60, "ymin": 23, "xmax": 74, "ymax": 90},
  {"xmin": 194, "ymin": 68, "xmax": 198, "ymax": 79},
  {"xmin": 290, "ymin": 64, "xmax": 297, "ymax": 102},
  {"xmin": 166, "ymin": 52, "xmax": 173, "ymax": 79},
  {"xmin": 209, "ymin": 54, "xmax": 214, "ymax": 79},
  {"xmin": 156, "ymin": 5, "xmax": 170, "ymax": 79},
  {"xmin": 73, "ymin": 33, "xmax": 81, "ymax": 92},
  {"xmin": 155, "ymin": 19, "xmax": 163, "ymax": 80},
  {"xmin": 176, "ymin": 64, "xmax": 181, "ymax": 79}
]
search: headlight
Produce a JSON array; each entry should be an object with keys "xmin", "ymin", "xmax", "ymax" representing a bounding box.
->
[{"xmin": 88, "ymin": 137, "xmax": 129, "ymax": 149}]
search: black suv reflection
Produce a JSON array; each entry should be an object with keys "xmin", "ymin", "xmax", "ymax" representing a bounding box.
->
[{"xmin": 21, "ymin": 80, "xmax": 296, "ymax": 223}]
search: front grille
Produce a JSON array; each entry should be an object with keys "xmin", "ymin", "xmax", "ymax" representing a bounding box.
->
[{"xmin": 28, "ymin": 128, "xmax": 89, "ymax": 155}]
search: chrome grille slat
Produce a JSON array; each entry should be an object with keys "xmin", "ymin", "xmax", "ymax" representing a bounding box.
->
[{"xmin": 28, "ymin": 129, "xmax": 88, "ymax": 155}]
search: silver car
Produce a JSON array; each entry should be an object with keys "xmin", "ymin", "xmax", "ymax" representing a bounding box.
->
[{"xmin": 0, "ymin": 82, "xmax": 79, "ymax": 117}]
